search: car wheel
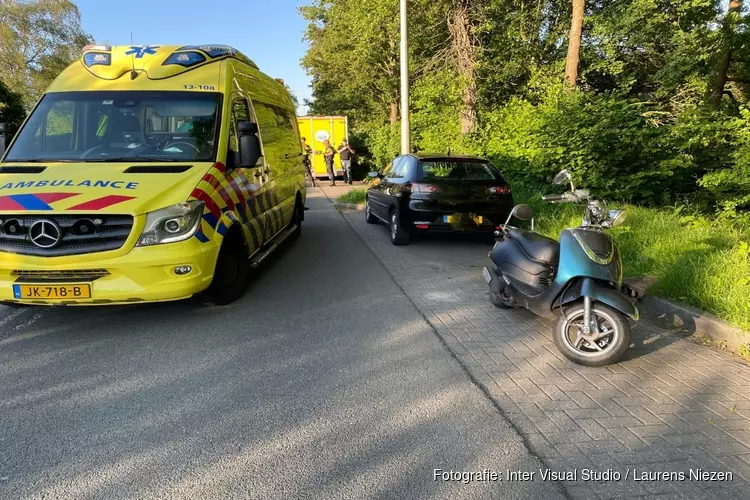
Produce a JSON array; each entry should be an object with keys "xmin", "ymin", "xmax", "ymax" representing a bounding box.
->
[
  {"xmin": 365, "ymin": 197, "xmax": 378, "ymax": 224},
  {"xmin": 389, "ymin": 207, "xmax": 410, "ymax": 246},
  {"xmin": 208, "ymin": 232, "xmax": 250, "ymax": 305}
]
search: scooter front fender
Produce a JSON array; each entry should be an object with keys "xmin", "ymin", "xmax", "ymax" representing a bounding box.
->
[{"xmin": 555, "ymin": 278, "xmax": 639, "ymax": 321}]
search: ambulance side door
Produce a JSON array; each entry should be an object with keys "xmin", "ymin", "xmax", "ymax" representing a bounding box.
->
[{"xmin": 228, "ymin": 94, "xmax": 267, "ymax": 251}]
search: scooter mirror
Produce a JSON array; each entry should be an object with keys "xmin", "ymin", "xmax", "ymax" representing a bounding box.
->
[
  {"xmin": 553, "ymin": 169, "xmax": 571, "ymax": 185},
  {"xmin": 511, "ymin": 204, "xmax": 534, "ymax": 220}
]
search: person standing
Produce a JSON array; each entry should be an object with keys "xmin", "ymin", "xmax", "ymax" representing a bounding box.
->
[
  {"xmin": 323, "ymin": 140, "xmax": 337, "ymax": 186},
  {"xmin": 338, "ymin": 139, "xmax": 355, "ymax": 185},
  {"xmin": 301, "ymin": 137, "xmax": 316, "ymax": 187}
]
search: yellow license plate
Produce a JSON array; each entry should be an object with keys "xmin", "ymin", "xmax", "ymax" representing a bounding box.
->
[
  {"xmin": 13, "ymin": 284, "xmax": 91, "ymax": 300},
  {"xmin": 443, "ymin": 215, "xmax": 458, "ymax": 223}
]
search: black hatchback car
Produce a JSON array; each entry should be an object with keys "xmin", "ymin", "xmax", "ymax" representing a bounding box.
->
[{"xmin": 365, "ymin": 154, "xmax": 514, "ymax": 245}]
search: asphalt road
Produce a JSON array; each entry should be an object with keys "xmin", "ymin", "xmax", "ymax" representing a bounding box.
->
[{"xmin": 0, "ymin": 190, "xmax": 565, "ymax": 500}]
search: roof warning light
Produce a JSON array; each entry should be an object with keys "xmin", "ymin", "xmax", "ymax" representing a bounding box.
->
[
  {"xmin": 162, "ymin": 51, "xmax": 207, "ymax": 68},
  {"xmin": 83, "ymin": 52, "xmax": 111, "ymax": 67}
]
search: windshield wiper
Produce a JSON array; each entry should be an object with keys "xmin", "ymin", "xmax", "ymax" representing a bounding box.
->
[
  {"xmin": 2, "ymin": 158, "xmax": 77, "ymax": 163},
  {"xmin": 83, "ymin": 156, "xmax": 187, "ymax": 163}
]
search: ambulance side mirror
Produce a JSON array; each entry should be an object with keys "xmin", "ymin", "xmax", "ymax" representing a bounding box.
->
[
  {"xmin": 0, "ymin": 123, "xmax": 7, "ymax": 153},
  {"xmin": 238, "ymin": 121, "xmax": 262, "ymax": 168}
]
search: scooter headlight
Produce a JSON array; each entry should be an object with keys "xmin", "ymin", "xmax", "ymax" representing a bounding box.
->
[
  {"xmin": 136, "ymin": 200, "xmax": 205, "ymax": 247},
  {"xmin": 603, "ymin": 209, "xmax": 627, "ymax": 228}
]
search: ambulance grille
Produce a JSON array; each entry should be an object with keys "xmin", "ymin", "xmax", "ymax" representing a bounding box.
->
[
  {"xmin": 12, "ymin": 269, "xmax": 110, "ymax": 283},
  {"xmin": 0, "ymin": 166, "xmax": 47, "ymax": 174},
  {"xmin": 124, "ymin": 165, "xmax": 192, "ymax": 174},
  {"xmin": 0, "ymin": 214, "xmax": 133, "ymax": 257}
]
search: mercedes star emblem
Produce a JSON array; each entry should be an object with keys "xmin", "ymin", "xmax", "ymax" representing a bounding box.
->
[{"xmin": 29, "ymin": 220, "xmax": 63, "ymax": 249}]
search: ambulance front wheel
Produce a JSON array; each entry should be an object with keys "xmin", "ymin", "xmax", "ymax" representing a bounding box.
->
[{"xmin": 208, "ymin": 230, "xmax": 250, "ymax": 305}]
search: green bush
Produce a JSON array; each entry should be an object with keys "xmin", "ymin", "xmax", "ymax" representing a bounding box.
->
[
  {"xmin": 479, "ymin": 88, "xmax": 691, "ymax": 205},
  {"xmin": 698, "ymin": 109, "xmax": 750, "ymax": 219},
  {"xmin": 338, "ymin": 188, "xmax": 367, "ymax": 205}
]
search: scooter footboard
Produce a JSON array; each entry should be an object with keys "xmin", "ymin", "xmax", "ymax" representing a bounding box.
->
[{"xmin": 555, "ymin": 278, "xmax": 639, "ymax": 320}]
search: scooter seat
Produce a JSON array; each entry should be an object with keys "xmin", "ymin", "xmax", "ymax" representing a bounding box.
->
[{"xmin": 508, "ymin": 229, "xmax": 560, "ymax": 265}]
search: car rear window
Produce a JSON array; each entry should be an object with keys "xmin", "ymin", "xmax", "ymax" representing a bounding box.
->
[{"xmin": 418, "ymin": 160, "xmax": 503, "ymax": 181}]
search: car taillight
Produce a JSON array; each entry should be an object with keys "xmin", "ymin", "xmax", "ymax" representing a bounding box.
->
[
  {"xmin": 489, "ymin": 186, "xmax": 511, "ymax": 194},
  {"xmin": 415, "ymin": 224, "xmax": 430, "ymax": 230},
  {"xmin": 414, "ymin": 183, "xmax": 441, "ymax": 193}
]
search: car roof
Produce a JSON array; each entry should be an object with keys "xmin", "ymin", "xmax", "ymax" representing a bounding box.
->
[{"xmin": 407, "ymin": 153, "xmax": 491, "ymax": 162}]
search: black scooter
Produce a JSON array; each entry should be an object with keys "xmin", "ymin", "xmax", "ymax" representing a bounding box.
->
[{"xmin": 482, "ymin": 170, "xmax": 638, "ymax": 366}]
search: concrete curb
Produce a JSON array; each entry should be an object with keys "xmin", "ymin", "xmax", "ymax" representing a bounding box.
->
[
  {"xmin": 624, "ymin": 278, "xmax": 749, "ymax": 356},
  {"xmin": 334, "ymin": 203, "xmax": 365, "ymax": 211}
]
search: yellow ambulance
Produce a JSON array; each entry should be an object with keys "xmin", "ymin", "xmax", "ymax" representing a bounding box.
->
[{"xmin": 0, "ymin": 44, "xmax": 306, "ymax": 305}]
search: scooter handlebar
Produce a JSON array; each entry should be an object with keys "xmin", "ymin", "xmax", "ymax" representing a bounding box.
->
[{"xmin": 542, "ymin": 193, "xmax": 566, "ymax": 202}]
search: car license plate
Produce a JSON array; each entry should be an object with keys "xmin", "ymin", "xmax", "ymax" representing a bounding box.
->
[
  {"xmin": 443, "ymin": 215, "xmax": 457, "ymax": 223},
  {"xmin": 12, "ymin": 284, "xmax": 91, "ymax": 300}
]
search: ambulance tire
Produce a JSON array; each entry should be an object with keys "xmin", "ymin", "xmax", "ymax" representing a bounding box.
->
[
  {"xmin": 208, "ymin": 229, "xmax": 249, "ymax": 305},
  {"xmin": 291, "ymin": 195, "xmax": 304, "ymax": 240}
]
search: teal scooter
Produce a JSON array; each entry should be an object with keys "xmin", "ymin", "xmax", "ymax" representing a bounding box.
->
[{"xmin": 482, "ymin": 170, "xmax": 638, "ymax": 367}]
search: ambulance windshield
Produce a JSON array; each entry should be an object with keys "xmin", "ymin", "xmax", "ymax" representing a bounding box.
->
[{"xmin": 5, "ymin": 91, "xmax": 222, "ymax": 163}]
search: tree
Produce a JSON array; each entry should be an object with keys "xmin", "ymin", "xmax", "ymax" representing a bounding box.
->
[
  {"xmin": 449, "ymin": 0, "xmax": 480, "ymax": 134},
  {"xmin": 0, "ymin": 78, "xmax": 26, "ymax": 136},
  {"xmin": 709, "ymin": 0, "xmax": 745, "ymax": 109},
  {"xmin": 0, "ymin": 0, "xmax": 91, "ymax": 109},
  {"xmin": 300, "ymin": 0, "xmax": 402, "ymax": 125},
  {"xmin": 565, "ymin": 0, "xmax": 585, "ymax": 87}
]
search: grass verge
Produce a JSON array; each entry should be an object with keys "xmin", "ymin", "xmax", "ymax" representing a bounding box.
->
[
  {"xmin": 512, "ymin": 184, "xmax": 750, "ymax": 331},
  {"xmin": 338, "ymin": 188, "xmax": 367, "ymax": 205}
]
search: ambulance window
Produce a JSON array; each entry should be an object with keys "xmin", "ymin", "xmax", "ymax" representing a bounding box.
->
[
  {"xmin": 253, "ymin": 102, "xmax": 298, "ymax": 161},
  {"xmin": 229, "ymin": 99, "xmax": 250, "ymax": 153},
  {"xmin": 37, "ymin": 101, "xmax": 75, "ymax": 153}
]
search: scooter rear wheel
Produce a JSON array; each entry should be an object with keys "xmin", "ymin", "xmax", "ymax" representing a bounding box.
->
[{"xmin": 553, "ymin": 302, "xmax": 631, "ymax": 367}]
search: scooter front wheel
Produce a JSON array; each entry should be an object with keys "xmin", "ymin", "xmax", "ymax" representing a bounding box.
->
[{"xmin": 553, "ymin": 302, "xmax": 631, "ymax": 367}]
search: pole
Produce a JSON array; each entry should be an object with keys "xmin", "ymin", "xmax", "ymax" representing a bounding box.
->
[{"xmin": 399, "ymin": 0, "xmax": 411, "ymax": 154}]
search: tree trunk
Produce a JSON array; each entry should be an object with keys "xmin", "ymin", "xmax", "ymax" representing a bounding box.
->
[
  {"xmin": 390, "ymin": 101, "xmax": 398, "ymax": 126},
  {"xmin": 709, "ymin": 0, "xmax": 744, "ymax": 109},
  {"xmin": 564, "ymin": 0, "xmax": 585, "ymax": 88},
  {"xmin": 449, "ymin": 0, "xmax": 478, "ymax": 135}
]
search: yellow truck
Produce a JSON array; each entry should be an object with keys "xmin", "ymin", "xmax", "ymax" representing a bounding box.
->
[
  {"xmin": 297, "ymin": 116, "xmax": 348, "ymax": 179},
  {"xmin": 0, "ymin": 44, "xmax": 306, "ymax": 306}
]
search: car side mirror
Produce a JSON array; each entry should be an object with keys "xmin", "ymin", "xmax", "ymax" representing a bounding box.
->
[
  {"xmin": 367, "ymin": 171, "xmax": 381, "ymax": 178},
  {"xmin": 238, "ymin": 121, "xmax": 262, "ymax": 167},
  {"xmin": 0, "ymin": 122, "xmax": 7, "ymax": 153}
]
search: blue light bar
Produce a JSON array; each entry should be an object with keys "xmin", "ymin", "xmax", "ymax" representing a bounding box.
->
[
  {"xmin": 162, "ymin": 51, "xmax": 207, "ymax": 68},
  {"xmin": 83, "ymin": 52, "xmax": 111, "ymax": 67},
  {"xmin": 177, "ymin": 45, "xmax": 237, "ymax": 58}
]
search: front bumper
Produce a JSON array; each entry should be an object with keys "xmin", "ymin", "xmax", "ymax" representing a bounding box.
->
[{"xmin": 0, "ymin": 238, "xmax": 219, "ymax": 306}]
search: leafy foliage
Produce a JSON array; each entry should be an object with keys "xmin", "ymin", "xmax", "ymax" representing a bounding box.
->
[
  {"xmin": 0, "ymin": 78, "xmax": 26, "ymax": 137},
  {"xmin": 301, "ymin": 0, "xmax": 750, "ymax": 217},
  {"xmin": 0, "ymin": 0, "xmax": 91, "ymax": 109}
]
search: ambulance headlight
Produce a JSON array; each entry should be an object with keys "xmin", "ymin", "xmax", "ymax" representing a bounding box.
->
[{"xmin": 137, "ymin": 201, "xmax": 204, "ymax": 246}]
